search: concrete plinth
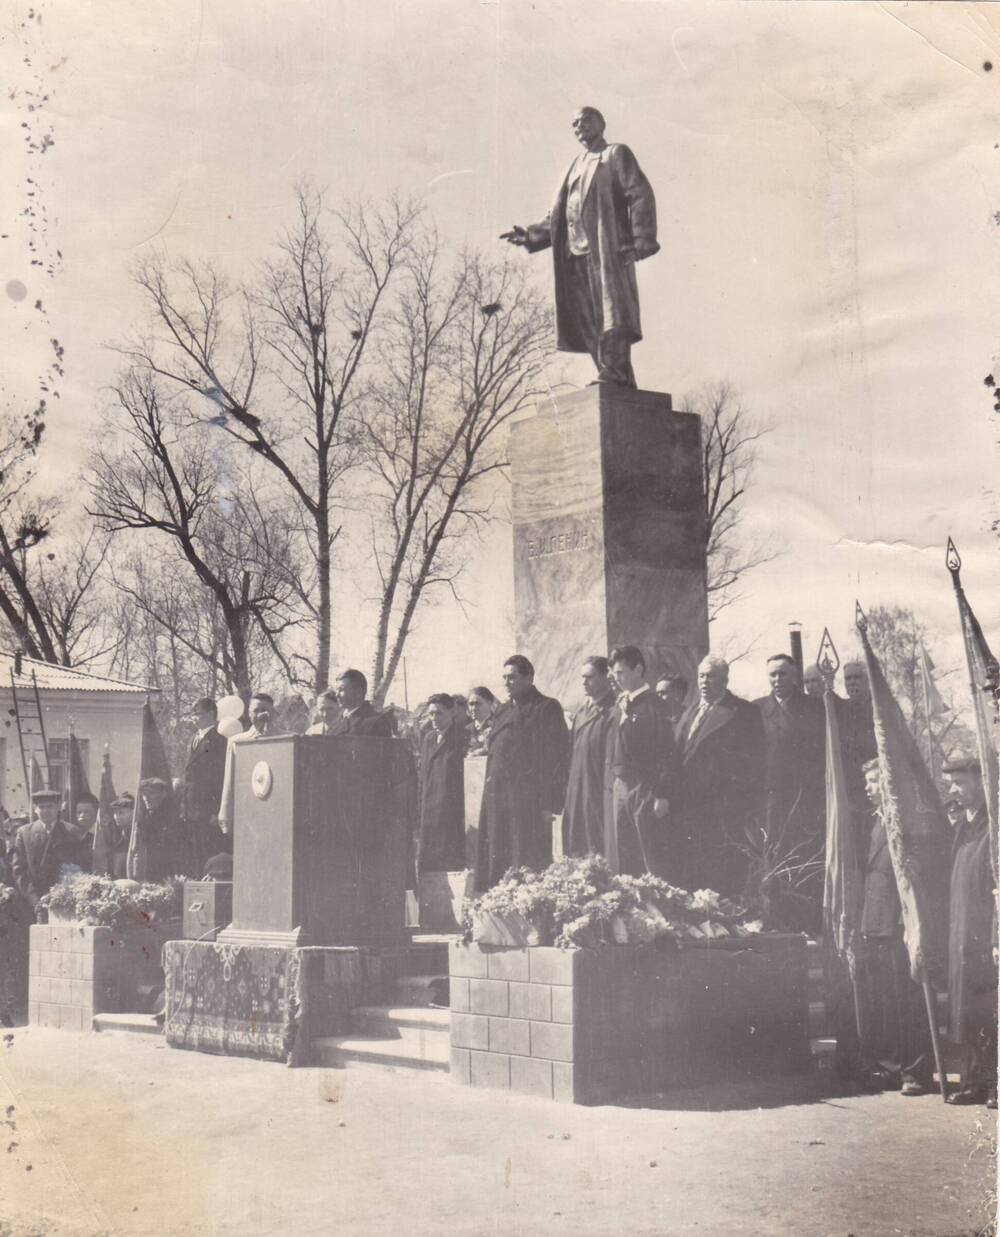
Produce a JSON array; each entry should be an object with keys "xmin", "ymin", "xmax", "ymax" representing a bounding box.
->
[{"xmin": 510, "ymin": 386, "xmax": 708, "ymax": 707}]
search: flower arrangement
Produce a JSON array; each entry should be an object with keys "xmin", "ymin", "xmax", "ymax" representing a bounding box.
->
[
  {"xmin": 462, "ymin": 856, "xmax": 763, "ymax": 949},
  {"xmin": 39, "ymin": 872, "xmax": 183, "ymax": 930}
]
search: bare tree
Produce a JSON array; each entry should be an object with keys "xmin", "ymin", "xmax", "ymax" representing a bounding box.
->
[
  {"xmin": 687, "ymin": 382, "xmax": 777, "ymax": 621},
  {"xmin": 360, "ymin": 242, "xmax": 552, "ymax": 704},
  {"xmin": 89, "ymin": 370, "xmax": 302, "ymax": 699},
  {"xmin": 115, "ymin": 187, "xmax": 420, "ymax": 691}
]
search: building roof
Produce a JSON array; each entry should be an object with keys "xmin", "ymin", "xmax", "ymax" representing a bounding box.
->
[{"xmin": 0, "ymin": 652, "xmax": 155, "ymax": 697}]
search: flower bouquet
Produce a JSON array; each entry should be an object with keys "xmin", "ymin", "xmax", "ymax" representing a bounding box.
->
[
  {"xmin": 39, "ymin": 873, "xmax": 182, "ymax": 929},
  {"xmin": 462, "ymin": 856, "xmax": 763, "ymax": 950}
]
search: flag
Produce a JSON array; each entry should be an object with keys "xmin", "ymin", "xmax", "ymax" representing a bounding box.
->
[
  {"xmin": 126, "ymin": 700, "xmax": 173, "ymax": 881},
  {"xmin": 60, "ymin": 731, "xmax": 92, "ymax": 826},
  {"xmin": 947, "ymin": 542, "xmax": 999, "ymax": 887},
  {"xmin": 857, "ymin": 611, "xmax": 951, "ymax": 982},
  {"xmin": 822, "ymin": 680, "xmax": 863, "ymax": 967},
  {"xmin": 92, "ymin": 749, "xmax": 118, "ymax": 877},
  {"xmin": 918, "ymin": 645, "xmax": 948, "ymax": 720},
  {"xmin": 29, "ymin": 753, "xmax": 44, "ymax": 794}
]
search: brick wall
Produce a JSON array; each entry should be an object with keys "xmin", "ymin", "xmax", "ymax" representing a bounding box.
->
[{"xmin": 449, "ymin": 935, "xmax": 810, "ymax": 1104}]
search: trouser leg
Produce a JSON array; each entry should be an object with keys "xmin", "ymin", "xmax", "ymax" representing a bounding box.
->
[{"xmin": 596, "ymin": 330, "xmax": 636, "ymax": 387}]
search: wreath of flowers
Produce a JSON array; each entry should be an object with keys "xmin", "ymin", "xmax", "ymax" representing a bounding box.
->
[
  {"xmin": 39, "ymin": 873, "xmax": 183, "ymax": 929},
  {"xmin": 462, "ymin": 856, "xmax": 763, "ymax": 949}
]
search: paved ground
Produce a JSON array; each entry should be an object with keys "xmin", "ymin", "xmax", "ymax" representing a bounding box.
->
[{"xmin": 0, "ymin": 1027, "xmax": 994, "ymax": 1237}]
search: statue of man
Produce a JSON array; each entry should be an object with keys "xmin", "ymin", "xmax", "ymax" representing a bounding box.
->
[{"xmin": 501, "ymin": 106, "xmax": 659, "ymax": 388}]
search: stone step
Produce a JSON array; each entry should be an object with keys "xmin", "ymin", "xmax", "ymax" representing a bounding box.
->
[
  {"xmin": 92, "ymin": 1012, "xmax": 161, "ymax": 1036},
  {"xmin": 312, "ymin": 1024, "xmax": 450, "ymax": 1072},
  {"xmin": 354, "ymin": 1004, "xmax": 450, "ymax": 1036}
]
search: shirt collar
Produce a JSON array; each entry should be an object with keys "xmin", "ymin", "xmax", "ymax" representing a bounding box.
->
[{"xmin": 622, "ymin": 683, "xmax": 650, "ymax": 706}]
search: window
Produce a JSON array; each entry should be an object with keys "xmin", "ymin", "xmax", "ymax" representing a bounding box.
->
[{"xmin": 47, "ymin": 738, "xmax": 91, "ymax": 796}]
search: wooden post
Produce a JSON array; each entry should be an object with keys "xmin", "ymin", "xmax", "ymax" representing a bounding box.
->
[{"xmin": 921, "ymin": 978, "xmax": 949, "ymax": 1102}]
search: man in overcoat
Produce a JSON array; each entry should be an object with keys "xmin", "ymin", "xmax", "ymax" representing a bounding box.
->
[
  {"xmin": 182, "ymin": 697, "xmax": 229, "ymax": 871},
  {"xmin": 476, "ymin": 655, "xmax": 569, "ymax": 890},
  {"xmin": 562, "ymin": 656, "xmax": 617, "ymax": 858},
  {"xmin": 12, "ymin": 790, "xmax": 81, "ymax": 909},
  {"xmin": 501, "ymin": 106, "xmax": 659, "ymax": 387},
  {"xmin": 329, "ymin": 669, "xmax": 397, "ymax": 737},
  {"xmin": 943, "ymin": 755, "xmax": 997, "ymax": 1107},
  {"xmin": 753, "ymin": 653, "xmax": 826, "ymax": 932},
  {"xmin": 416, "ymin": 693, "xmax": 466, "ymax": 877},
  {"xmin": 606, "ymin": 646, "xmax": 678, "ymax": 878},
  {"xmin": 675, "ymin": 655, "xmax": 763, "ymax": 898}
]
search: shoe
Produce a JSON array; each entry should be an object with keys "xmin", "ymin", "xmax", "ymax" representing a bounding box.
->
[
  {"xmin": 900, "ymin": 1077, "xmax": 929, "ymax": 1097},
  {"xmin": 946, "ymin": 1086, "xmax": 988, "ymax": 1106},
  {"xmin": 866, "ymin": 1068, "xmax": 901, "ymax": 1091},
  {"xmin": 986, "ymin": 1089, "xmax": 997, "ymax": 1110}
]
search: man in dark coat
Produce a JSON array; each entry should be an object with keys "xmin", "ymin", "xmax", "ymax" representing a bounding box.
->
[
  {"xmin": 476, "ymin": 655, "xmax": 569, "ymax": 890},
  {"xmin": 753, "ymin": 653, "xmax": 826, "ymax": 933},
  {"xmin": 675, "ymin": 655, "xmax": 764, "ymax": 899},
  {"xmin": 562, "ymin": 656, "xmax": 617, "ymax": 858},
  {"xmin": 138, "ymin": 778, "xmax": 194, "ymax": 881},
  {"xmin": 838, "ymin": 661, "xmax": 877, "ymax": 815},
  {"xmin": 182, "ymin": 697, "xmax": 229, "ymax": 874},
  {"xmin": 943, "ymin": 755, "xmax": 997, "ymax": 1107},
  {"xmin": 329, "ymin": 669, "xmax": 397, "ymax": 737},
  {"xmin": 417, "ymin": 693, "xmax": 466, "ymax": 876},
  {"xmin": 12, "ymin": 790, "xmax": 81, "ymax": 909},
  {"xmin": 501, "ymin": 106, "xmax": 659, "ymax": 387},
  {"xmin": 606, "ymin": 646, "xmax": 679, "ymax": 878}
]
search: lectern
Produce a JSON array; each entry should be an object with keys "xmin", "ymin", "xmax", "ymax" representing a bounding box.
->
[{"xmin": 217, "ymin": 735, "xmax": 410, "ymax": 948}]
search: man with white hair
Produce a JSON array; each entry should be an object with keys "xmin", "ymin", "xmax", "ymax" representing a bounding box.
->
[{"xmin": 675, "ymin": 654, "xmax": 764, "ymax": 898}]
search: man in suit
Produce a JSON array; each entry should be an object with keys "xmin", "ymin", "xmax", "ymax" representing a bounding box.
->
[
  {"xmin": 655, "ymin": 673, "xmax": 689, "ymax": 725},
  {"xmin": 67, "ymin": 791, "xmax": 99, "ymax": 872},
  {"xmin": 329, "ymin": 669, "xmax": 397, "ymax": 737},
  {"xmin": 675, "ymin": 655, "xmax": 764, "ymax": 898},
  {"xmin": 753, "ymin": 653, "xmax": 826, "ymax": 932},
  {"xmin": 501, "ymin": 106, "xmax": 658, "ymax": 387},
  {"xmin": 306, "ymin": 688, "xmax": 342, "ymax": 735},
  {"xmin": 137, "ymin": 777, "xmax": 194, "ymax": 881},
  {"xmin": 12, "ymin": 790, "xmax": 81, "ymax": 910},
  {"xmin": 416, "ymin": 693, "xmax": 466, "ymax": 876},
  {"xmin": 606, "ymin": 645, "xmax": 678, "ymax": 878},
  {"xmin": 218, "ymin": 692, "xmax": 276, "ymax": 837},
  {"xmin": 840, "ymin": 758, "xmax": 933, "ymax": 1096},
  {"xmin": 943, "ymin": 755, "xmax": 997, "ymax": 1107},
  {"xmin": 563, "ymin": 656, "xmax": 617, "ymax": 858},
  {"xmin": 182, "ymin": 697, "xmax": 229, "ymax": 870},
  {"xmin": 476, "ymin": 655, "xmax": 569, "ymax": 890}
]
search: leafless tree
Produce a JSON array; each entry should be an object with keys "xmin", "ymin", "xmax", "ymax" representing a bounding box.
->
[
  {"xmin": 687, "ymin": 382, "xmax": 777, "ymax": 622},
  {"xmin": 360, "ymin": 241, "xmax": 552, "ymax": 703},
  {"xmin": 115, "ymin": 187, "xmax": 421, "ymax": 691}
]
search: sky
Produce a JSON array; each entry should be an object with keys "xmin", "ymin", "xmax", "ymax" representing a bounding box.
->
[{"xmin": 1, "ymin": 0, "xmax": 999, "ymax": 705}]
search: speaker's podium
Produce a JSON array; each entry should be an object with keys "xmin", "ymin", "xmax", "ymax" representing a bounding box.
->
[{"xmin": 217, "ymin": 735, "xmax": 410, "ymax": 948}]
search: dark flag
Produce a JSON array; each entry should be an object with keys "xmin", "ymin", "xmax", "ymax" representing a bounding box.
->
[
  {"xmin": 60, "ymin": 730, "xmax": 92, "ymax": 826},
  {"xmin": 29, "ymin": 754, "xmax": 44, "ymax": 794},
  {"xmin": 126, "ymin": 700, "xmax": 173, "ymax": 881},
  {"xmin": 856, "ymin": 606, "xmax": 951, "ymax": 984},
  {"xmin": 92, "ymin": 748, "xmax": 118, "ymax": 876},
  {"xmin": 946, "ymin": 538, "xmax": 999, "ymax": 888}
]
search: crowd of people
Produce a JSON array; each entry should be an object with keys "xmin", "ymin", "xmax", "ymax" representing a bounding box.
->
[{"xmin": 0, "ymin": 647, "xmax": 995, "ymax": 1105}]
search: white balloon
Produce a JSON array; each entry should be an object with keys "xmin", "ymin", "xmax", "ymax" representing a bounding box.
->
[
  {"xmin": 216, "ymin": 695, "xmax": 244, "ymax": 722},
  {"xmin": 217, "ymin": 717, "xmax": 244, "ymax": 739}
]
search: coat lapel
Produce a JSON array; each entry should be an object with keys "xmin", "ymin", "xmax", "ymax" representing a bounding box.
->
[{"xmin": 685, "ymin": 696, "xmax": 735, "ymax": 758}]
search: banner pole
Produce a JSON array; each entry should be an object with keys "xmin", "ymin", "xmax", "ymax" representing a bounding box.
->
[{"xmin": 921, "ymin": 977, "xmax": 949, "ymax": 1103}]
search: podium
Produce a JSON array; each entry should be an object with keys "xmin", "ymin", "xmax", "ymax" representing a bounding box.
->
[{"xmin": 217, "ymin": 735, "xmax": 410, "ymax": 948}]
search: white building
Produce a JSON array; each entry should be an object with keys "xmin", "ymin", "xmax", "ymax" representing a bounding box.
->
[{"xmin": 0, "ymin": 653, "xmax": 154, "ymax": 816}]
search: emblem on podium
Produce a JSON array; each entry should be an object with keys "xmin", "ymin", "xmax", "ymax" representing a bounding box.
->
[{"xmin": 251, "ymin": 760, "xmax": 273, "ymax": 801}]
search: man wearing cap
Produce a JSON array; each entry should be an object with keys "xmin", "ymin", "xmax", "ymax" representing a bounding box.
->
[
  {"xmin": 416, "ymin": 693, "xmax": 466, "ymax": 877},
  {"xmin": 67, "ymin": 791, "xmax": 99, "ymax": 872},
  {"xmin": 94, "ymin": 792, "xmax": 134, "ymax": 879},
  {"xmin": 943, "ymin": 755, "xmax": 997, "ymax": 1107},
  {"xmin": 11, "ymin": 790, "xmax": 80, "ymax": 910},
  {"xmin": 563, "ymin": 656, "xmax": 617, "ymax": 858},
  {"xmin": 137, "ymin": 777, "xmax": 193, "ymax": 881},
  {"xmin": 182, "ymin": 697, "xmax": 229, "ymax": 872}
]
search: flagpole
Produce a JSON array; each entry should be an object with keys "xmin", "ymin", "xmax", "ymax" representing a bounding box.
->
[
  {"xmin": 920, "ymin": 975, "xmax": 949, "ymax": 1103},
  {"xmin": 918, "ymin": 652, "xmax": 938, "ymax": 784}
]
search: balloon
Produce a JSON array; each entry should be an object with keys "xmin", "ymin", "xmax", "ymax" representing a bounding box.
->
[
  {"xmin": 216, "ymin": 695, "xmax": 244, "ymax": 722},
  {"xmin": 217, "ymin": 717, "xmax": 244, "ymax": 739}
]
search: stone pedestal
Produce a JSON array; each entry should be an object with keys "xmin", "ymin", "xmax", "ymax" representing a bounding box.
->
[
  {"xmin": 510, "ymin": 386, "xmax": 708, "ymax": 708},
  {"xmin": 219, "ymin": 735, "xmax": 409, "ymax": 949}
]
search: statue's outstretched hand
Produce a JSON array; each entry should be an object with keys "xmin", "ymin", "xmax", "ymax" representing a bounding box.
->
[
  {"xmin": 500, "ymin": 225, "xmax": 529, "ymax": 247},
  {"xmin": 633, "ymin": 236, "xmax": 659, "ymax": 261}
]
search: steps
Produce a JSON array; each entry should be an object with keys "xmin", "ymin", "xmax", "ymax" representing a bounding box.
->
[
  {"xmin": 92, "ymin": 1012, "xmax": 161, "ymax": 1036},
  {"xmin": 313, "ymin": 1007, "xmax": 450, "ymax": 1072}
]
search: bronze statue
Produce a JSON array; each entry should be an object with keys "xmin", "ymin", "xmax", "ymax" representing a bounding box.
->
[{"xmin": 501, "ymin": 107, "xmax": 659, "ymax": 388}]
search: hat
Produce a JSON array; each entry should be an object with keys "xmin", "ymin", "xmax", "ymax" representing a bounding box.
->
[
  {"xmin": 139, "ymin": 777, "xmax": 169, "ymax": 792},
  {"xmin": 110, "ymin": 793, "xmax": 135, "ymax": 810},
  {"xmin": 942, "ymin": 755, "xmax": 982, "ymax": 776},
  {"xmin": 31, "ymin": 789, "xmax": 60, "ymax": 804},
  {"xmin": 203, "ymin": 853, "xmax": 233, "ymax": 881}
]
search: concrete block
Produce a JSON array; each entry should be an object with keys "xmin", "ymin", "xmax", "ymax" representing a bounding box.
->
[
  {"xmin": 80, "ymin": 952, "xmax": 96, "ymax": 981},
  {"xmin": 510, "ymin": 1054, "xmax": 554, "ymax": 1099},
  {"xmin": 29, "ymin": 976, "xmax": 50, "ymax": 1004},
  {"xmin": 530, "ymin": 1020, "xmax": 574, "ymax": 1062},
  {"xmin": 450, "ymin": 1012, "xmax": 489, "ymax": 1052},
  {"xmin": 550, "ymin": 984, "xmax": 574, "ymax": 1024},
  {"xmin": 449, "ymin": 977, "xmax": 470, "ymax": 1013},
  {"xmin": 27, "ymin": 1002, "xmax": 39, "ymax": 1026},
  {"xmin": 528, "ymin": 947, "xmax": 576, "ymax": 986},
  {"xmin": 29, "ymin": 925, "xmax": 51, "ymax": 951},
  {"xmin": 489, "ymin": 1017, "xmax": 530, "ymax": 1057},
  {"xmin": 508, "ymin": 981, "xmax": 551, "ymax": 1022},
  {"xmin": 449, "ymin": 942, "xmax": 489, "ymax": 979},
  {"xmin": 48, "ymin": 977, "xmax": 73, "ymax": 1006},
  {"xmin": 28, "ymin": 949, "xmax": 41, "ymax": 977},
  {"xmin": 59, "ymin": 1005, "xmax": 85, "ymax": 1032},
  {"xmin": 37, "ymin": 1002, "xmax": 60, "ymax": 1029},
  {"xmin": 450, "ymin": 1047, "xmax": 471, "ymax": 1084},
  {"xmin": 70, "ymin": 979, "xmax": 96, "ymax": 1010},
  {"xmin": 485, "ymin": 947, "xmax": 530, "ymax": 982},
  {"xmin": 552, "ymin": 1061, "xmax": 578, "ymax": 1103},
  {"xmin": 470, "ymin": 1049, "xmax": 510, "ymax": 1090},
  {"xmin": 469, "ymin": 978, "xmax": 508, "ymax": 1017}
]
